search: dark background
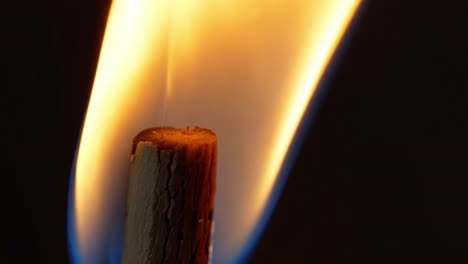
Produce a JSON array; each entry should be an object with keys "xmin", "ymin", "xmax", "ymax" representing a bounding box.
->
[{"xmin": 2, "ymin": 1, "xmax": 468, "ymax": 263}]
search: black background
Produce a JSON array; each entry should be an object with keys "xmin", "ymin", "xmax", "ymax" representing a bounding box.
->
[{"xmin": 2, "ymin": 1, "xmax": 468, "ymax": 263}]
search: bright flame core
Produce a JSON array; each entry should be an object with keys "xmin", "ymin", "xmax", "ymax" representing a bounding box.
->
[{"xmin": 70, "ymin": 1, "xmax": 361, "ymax": 263}]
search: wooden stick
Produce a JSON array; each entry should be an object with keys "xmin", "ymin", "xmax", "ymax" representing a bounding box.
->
[{"xmin": 122, "ymin": 127, "xmax": 217, "ymax": 264}]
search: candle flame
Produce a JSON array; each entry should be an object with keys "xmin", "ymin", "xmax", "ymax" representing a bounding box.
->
[{"xmin": 69, "ymin": 1, "xmax": 361, "ymax": 263}]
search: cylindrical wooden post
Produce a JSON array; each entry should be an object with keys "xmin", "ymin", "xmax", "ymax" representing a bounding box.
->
[{"xmin": 122, "ymin": 127, "xmax": 217, "ymax": 264}]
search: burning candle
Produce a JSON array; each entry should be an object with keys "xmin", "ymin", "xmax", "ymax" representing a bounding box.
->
[{"xmin": 68, "ymin": 1, "xmax": 362, "ymax": 263}]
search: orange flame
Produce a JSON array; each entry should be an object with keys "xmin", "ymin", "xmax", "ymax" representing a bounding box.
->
[{"xmin": 72, "ymin": 1, "xmax": 361, "ymax": 263}]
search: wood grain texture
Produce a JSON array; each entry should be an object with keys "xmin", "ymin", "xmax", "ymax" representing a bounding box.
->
[{"xmin": 122, "ymin": 127, "xmax": 217, "ymax": 264}]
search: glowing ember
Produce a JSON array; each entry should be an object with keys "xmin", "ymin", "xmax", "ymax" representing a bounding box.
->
[{"xmin": 68, "ymin": 1, "xmax": 362, "ymax": 263}]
